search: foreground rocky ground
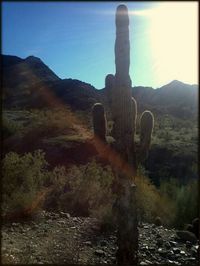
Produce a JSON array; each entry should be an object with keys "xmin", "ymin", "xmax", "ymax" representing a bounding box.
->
[{"xmin": 2, "ymin": 211, "xmax": 199, "ymax": 265}]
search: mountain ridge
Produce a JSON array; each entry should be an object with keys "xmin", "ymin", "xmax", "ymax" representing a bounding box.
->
[{"xmin": 2, "ymin": 54, "xmax": 198, "ymax": 118}]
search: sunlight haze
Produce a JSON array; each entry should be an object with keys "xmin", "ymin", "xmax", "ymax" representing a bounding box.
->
[{"xmin": 2, "ymin": 1, "xmax": 198, "ymax": 89}]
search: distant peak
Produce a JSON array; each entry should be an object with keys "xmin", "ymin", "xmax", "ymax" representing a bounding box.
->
[
  {"xmin": 25, "ymin": 55, "xmax": 42, "ymax": 62},
  {"xmin": 169, "ymin": 80, "xmax": 182, "ymax": 85}
]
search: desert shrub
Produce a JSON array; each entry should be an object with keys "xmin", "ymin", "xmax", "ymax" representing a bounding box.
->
[
  {"xmin": 135, "ymin": 166, "xmax": 175, "ymax": 226},
  {"xmin": 58, "ymin": 161, "xmax": 115, "ymax": 217},
  {"xmin": 43, "ymin": 166, "xmax": 69, "ymax": 209},
  {"xmin": 160, "ymin": 178, "xmax": 199, "ymax": 228},
  {"xmin": 2, "ymin": 150, "xmax": 49, "ymax": 217},
  {"xmin": 2, "ymin": 116, "xmax": 24, "ymax": 138},
  {"xmin": 26, "ymin": 108, "xmax": 77, "ymax": 138},
  {"xmin": 43, "ymin": 160, "xmax": 116, "ymax": 229}
]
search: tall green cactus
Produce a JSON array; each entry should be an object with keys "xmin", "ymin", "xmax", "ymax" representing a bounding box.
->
[{"xmin": 92, "ymin": 4, "xmax": 154, "ymax": 265}]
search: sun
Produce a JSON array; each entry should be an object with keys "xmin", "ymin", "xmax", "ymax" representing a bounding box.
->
[{"xmin": 130, "ymin": 2, "xmax": 198, "ymax": 86}]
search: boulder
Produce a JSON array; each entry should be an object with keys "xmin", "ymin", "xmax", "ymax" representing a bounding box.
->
[
  {"xmin": 192, "ymin": 218, "xmax": 199, "ymax": 238},
  {"xmin": 154, "ymin": 216, "xmax": 162, "ymax": 226},
  {"xmin": 176, "ymin": 230, "xmax": 197, "ymax": 244}
]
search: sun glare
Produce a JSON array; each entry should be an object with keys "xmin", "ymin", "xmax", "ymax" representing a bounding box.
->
[{"xmin": 131, "ymin": 2, "xmax": 198, "ymax": 86}]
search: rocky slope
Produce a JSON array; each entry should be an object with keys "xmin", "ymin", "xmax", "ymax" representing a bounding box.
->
[{"xmin": 2, "ymin": 211, "xmax": 199, "ymax": 265}]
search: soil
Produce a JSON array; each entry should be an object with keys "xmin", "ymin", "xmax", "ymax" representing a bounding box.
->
[{"xmin": 2, "ymin": 211, "xmax": 199, "ymax": 265}]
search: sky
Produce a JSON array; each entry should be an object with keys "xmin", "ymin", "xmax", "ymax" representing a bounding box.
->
[{"xmin": 2, "ymin": 1, "xmax": 198, "ymax": 89}]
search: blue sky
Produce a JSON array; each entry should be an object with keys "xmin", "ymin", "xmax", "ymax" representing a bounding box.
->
[{"xmin": 2, "ymin": 1, "xmax": 198, "ymax": 89}]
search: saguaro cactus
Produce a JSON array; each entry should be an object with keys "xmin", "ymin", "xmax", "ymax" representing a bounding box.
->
[
  {"xmin": 113, "ymin": 5, "xmax": 138, "ymax": 265},
  {"xmin": 92, "ymin": 4, "xmax": 155, "ymax": 265}
]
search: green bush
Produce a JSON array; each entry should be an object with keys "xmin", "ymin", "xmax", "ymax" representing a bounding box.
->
[
  {"xmin": 135, "ymin": 166, "xmax": 175, "ymax": 226},
  {"xmin": 3, "ymin": 148, "xmax": 196, "ymax": 229},
  {"xmin": 160, "ymin": 178, "xmax": 199, "ymax": 228},
  {"xmin": 2, "ymin": 116, "xmax": 24, "ymax": 138},
  {"xmin": 43, "ymin": 160, "xmax": 116, "ymax": 230},
  {"xmin": 58, "ymin": 161, "xmax": 115, "ymax": 216},
  {"xmin": 26, "ymin": 108, "xmax": 77, "ymax": 137},
  {"xmin": 2, "ymin": 150, "xmax": 49, "ymax": 217}
]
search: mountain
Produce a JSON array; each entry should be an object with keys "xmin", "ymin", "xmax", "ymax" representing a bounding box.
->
[
  {"xmin": 132, "ymin": 80, "xmax": 198, "ymax": 118},
  {"xmin": 2, "ymin": 55, "xmax": 198, "ymax": 118},
  {"xmin": 47, "ymin": 78, "xmax": 101, "ymax": 110},
  {"xmin": 2, "ymin": 54, "xmax": 100, "ymax": 109},
  {"xmin": 2, "ymin": 55, "xmax": 61, "ymax": 108}
]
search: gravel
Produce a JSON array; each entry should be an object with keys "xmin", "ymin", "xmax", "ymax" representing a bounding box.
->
[{"xmin": 2, "ymin": 210, "xmax": 199, "ymax": 265}]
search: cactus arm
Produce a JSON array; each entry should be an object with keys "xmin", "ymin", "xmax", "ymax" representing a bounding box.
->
[
  {"xmin": 92, "ymin": 103, "xmax": 106, "ymax": 141},
  {"xmin": 139, "ymin": 110, "xmax": 154, "ymax": 161},
  {"xmin": 132, "ymin": 97, "xmax": 137, "ymax": 136}
]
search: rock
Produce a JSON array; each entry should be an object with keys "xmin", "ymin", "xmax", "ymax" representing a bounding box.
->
[
  {"xmin": 84, "ymin": 241, "xmax": 92, "ymax": 246},
  {"xmin": 100, "ymin": 240, "xmax": 108, "ymax": 246},
  {"xmin": 110, "ymin": 256, "xmax": 116, "ymax": 262},
  {"xmin": 180, "ymin": 250, "xmax": 186, "ymax": 255},
  {"xmin": 165, "ymin": 242, "xmax": 171, "ymax": 249},
  {"xmin": 144, "ymin": 259, "xmax": 152, "ymax": 264},
  {"xmin": 144, "ymin": 225, "xmax": 149, "ymax": 229},
  {"xmin": 149, "ymin": 246, "xmax": 156, "ymax": 252},
  {"xmin": 59, "ymin": 212, "xmax": 71, "ymax": 219},
  {"xmin": 173, "ymin": 262, "xmax": 181, "ymax": 266},
  {"xmin": 169, "ymin": 241, "xmax": 177, "ymax": 247},
  {"xmin": 140, "ymin": 261, "xmax": 149, "ymax": 266},
  {"xmin": 58, "ymin": 220, "xmax": 66, "ymax": 225},
  {"xmin": 176, "ymin": 230, "xmax": 197, "ymax": 244},
  {"xmin": 190, "ymin": 246, "xmax": 198, "ymax": 256},
  {"xmin": 51, "ymin": 213, "xmax": 59, "ymax": 219},
  {"xmin": 172, "ymin": 247, "xmax": 180, "ymax": 254},
  {"xmin": 151, "ymin": 229, "xmax": 156, "ymax": 234},
  {"xmin": 168, "ymin": 250, "xmax": 175, "ymax": 259},
  {"xmin": 154, "ymin": 217, "xmax": 162, "ymax": 226},
  {"xmin": 94, "ymin": 249, "xmax": 105, "ymax": 256},
  {"xmin": 157, "ymin": 248, "xmax": 168, "ymax": 257},
  {"xmin": 186, "ymin": 257, "xmax": 196, "ymax": 262},
  {"xmin": 12, "ymin": 223, "xmax": 19, "ymax": 227},
  {"xmin": 156, "ymin": 233, "xmax": 162, "ymax": 239},
  {"xmin": 192, "ymin": 218, "xmax": 199, "ymax": 237},
  {"xmin": 70, "ymin": 226, "xmax": 76, "ymax": 230},
  {"xmin": 157, "ymin": 239, "xmax": 163, "ymax": 246},
  {"xmin": 73, "ymin": 217, "xmax": 79, "ymax": 223},
  {"xmin": 186, "ymin": 241, "xmax": 193, "ymax": 248},
  {"xmin": 184, "ymin": 223, "xmax": 193, "ymax": 232},
  {"xmin": 167, "ymin": 260, "xmax": 175, "ymax": 264}
]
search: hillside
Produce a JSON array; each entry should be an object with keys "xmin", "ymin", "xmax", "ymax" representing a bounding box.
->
[
  {"xmin": 2, "ymin": 55, "xmax": 198, "ymax": 120},
  {"xmin": 2, "ymin": 54, "xmax": 198, "ymax": 185},
  {"xmin": 132, "ymin": 81, "xmax": 198, "ymax": 118}
]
